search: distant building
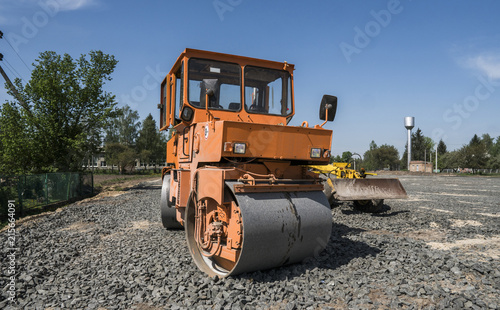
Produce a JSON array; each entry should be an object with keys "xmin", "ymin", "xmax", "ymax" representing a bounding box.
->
[
  {"xmin": 83, "ymin": 153, "xmax": 165, "ymax": 171},
  {"xmin": 409, "ymin": 161, "xmax": 432, "ymax": 173}
]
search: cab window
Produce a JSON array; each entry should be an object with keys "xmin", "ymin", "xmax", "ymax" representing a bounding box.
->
[
  {"xmin": 244, "ymin": 66, "xmax": 292, "ymax": 116},
  {"xmin": 174, "ymin": 62, "xmax": 183, "ymax": 120},
  {"xmin": 188, "ymin": 58, "xmax": 241, "ymax": 111}
]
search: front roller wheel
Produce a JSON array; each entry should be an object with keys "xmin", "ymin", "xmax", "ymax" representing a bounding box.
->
[
  {"xmin": 160, "ymin": 175, "xmax": 183, "ymax": 230},
  {"xmin": 185, "ymin": 186, "xmax": 332, "ymax": 277},
  {"xmin": 353, "ymin": 199, "xmax": 384, "ymax": 213}
]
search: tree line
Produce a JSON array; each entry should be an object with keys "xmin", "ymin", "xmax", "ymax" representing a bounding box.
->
[
  {"xmin": 440, "ymin": 134, "xmax": 500, "ymax": 171},
  {"xmin": 0, "ymin": 50, "xmax": 166, "ymax": 175},
  {"xmin": 331, "ymin": 128, "xmax": 500, "ymax": 172}
]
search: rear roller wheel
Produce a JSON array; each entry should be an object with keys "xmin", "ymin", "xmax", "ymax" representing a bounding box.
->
[
  {"xmin": 161, "ymin": 175, "xmax": 183, "ymax": 230},
  {"xmin": 185, "ymin": 185, "xmax": 332, "ymax": 277},
  {"xmin": 353, "ymin": 199, "xmax": 384, "ymax": 213}
]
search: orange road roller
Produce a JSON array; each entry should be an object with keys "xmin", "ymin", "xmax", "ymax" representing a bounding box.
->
[{"xmin": 159, "ymin": 49, "xmax": 337, "ymax": 277}]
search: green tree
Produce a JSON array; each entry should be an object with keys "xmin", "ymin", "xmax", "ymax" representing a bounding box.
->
[
  {"xmin": 487, "ymin": 154, "xmax": 500, "ymax": 169},
  {"xmin": 104, "ymin": 143, "xmax": 137, "ymax": 174},
  {"xmin": 105, "ymin": 105, "xmax": 140, "ymax": 146},
  {"xmin": 0, "ymin": 50, "xmax": 118, "ymax": 174},
  {"xmin": 435, "ymin": 139, "xmax": 448, "ymax": 170},
  {"xmin": 136, "ymin": 114, "xmax": 165, "ymax": 171},
  {"xmin": 0, "ymin": 103, "xmax": 33, "ymax": 174},
  {"xmin": 363, "ymin": 141, "xmax": 377, "ymax": 170},
  {"xmin": 492, "ymin": 136, "xmax": 500, "ymax": 157},
  {"xmin": 441, "ymin": 150, "xmax": 460, "ymax": 170},
  {"xmin": 469, "ymin": 134, "xmax": 481, "ymax": 146},
  {"xmin": 423, "ymin": 137, "xmax": 436, "ymax": 161},
  {"xmin": 481, "ymin": 134, "xmax": 494, "ymax": 154},
  {"xmin": 329, "ymin": 154, "xmax": 342, "ymax": 163},
  {"xmin": 340, "ymin": 151, "xmax": 353, "ymax": 163},
  {"xmin": 411, "ymin": 128, "xmax": 428, "ymax": 161},
  {"xmin": 363, "ymin": 141, "xmax": 399, "ymax": 171},
  {"xmin": 463, "ymin": 134, "xmax": 488, "ymax": 170},
  {"xmin": 437, "ymin": 139, "xmax": 447, "ymax": 155}
]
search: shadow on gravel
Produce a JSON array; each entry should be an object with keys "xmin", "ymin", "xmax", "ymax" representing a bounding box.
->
[
  {"xmin": 238, "ymin": 223, "xmax": 380, "ymax": 283},
  {"xmin": 130, "ymin": 183, "xmax": 162, "ymax": 190},
  {"xmin": 340, "ymin": 204, "xmax": 409, "ymax": 217},
  {"xmin": 371, "ymin": 210, "xmax": 410, "ymax": 217},
  {"xmin": 319, "ymin": 222, "xmax": 381, "ymax": 267}
]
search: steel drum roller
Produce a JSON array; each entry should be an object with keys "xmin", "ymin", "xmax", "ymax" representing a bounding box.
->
[{"xmin": 185, "ymin": 183, "xmax": 332, "ymax": 277}]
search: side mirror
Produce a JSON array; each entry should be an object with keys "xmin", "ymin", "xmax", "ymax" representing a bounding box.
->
[{"xmin": 319, "ymin": 95, "xmax": 337, "ymax": 122}]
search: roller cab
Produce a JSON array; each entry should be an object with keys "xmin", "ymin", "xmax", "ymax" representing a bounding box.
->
[{"xmin": 159, "ymin": 49, "xmax": 337, "ymax": 276}]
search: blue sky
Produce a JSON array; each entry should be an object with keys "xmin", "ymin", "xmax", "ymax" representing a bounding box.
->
[{"xmin": 1, "ymin": 0, "xmax": 499, "ymax": 158}]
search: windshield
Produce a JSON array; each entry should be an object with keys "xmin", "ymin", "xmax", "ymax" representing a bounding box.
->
[
  {"xmin": 188, "ymin": 58, "xmax": 241, "ymax": 111},
  {"xmin": 244, "ymin": 66, "xmax": 292, "ymax": 116}
]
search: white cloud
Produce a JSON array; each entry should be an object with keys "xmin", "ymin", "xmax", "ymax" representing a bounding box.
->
[
  {"xmin": 468, "ymin": 53, "xmax": 500, "ymax": 80},
  {"xmin": 55, "ymin": 0, "xmax": 98, "ymax": 11},
  {"xmin": 4, "ymin": 0, "xmax": 98, "ymax": 11}
]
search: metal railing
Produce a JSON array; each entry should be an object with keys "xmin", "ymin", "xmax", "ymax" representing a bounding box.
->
[{"xmin": 0, "ymin": 172, "xmax": 93, "ymax": 220}]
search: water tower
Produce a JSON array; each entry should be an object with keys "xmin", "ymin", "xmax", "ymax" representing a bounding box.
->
[{"xmin": 404, "ymin": 117, "xmax": 415, "ymax": 169}]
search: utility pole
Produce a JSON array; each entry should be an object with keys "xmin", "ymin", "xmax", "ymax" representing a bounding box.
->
[
  {"xmin": 0, "ymin": 62, "xmax": 24, "ymax": 105},
  {"xmin": 0, "ymin": 32, "xmax": 38, "ymax": 127},
  {"xmin": 0, "ymin": 60, "xmax": 37, "ymax": 121},
  {"xmin": 435, "ymin": 144, "xmax": 438, "ymax": 173},
  {"xmin": 0, "ymin": 31, "xmax": 28, "ymax": 108}
]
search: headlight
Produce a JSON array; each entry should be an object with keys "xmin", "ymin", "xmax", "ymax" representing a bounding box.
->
[
  {"xmin": 233, "ymin": 143, "xmax": 246, "ymax": 154},
  {"xmin": 310, "ymin": 148, "xmax": 321, "ymax": 158},
  {"xmin": 180, "ymin": 106, "xmax": 194, "ymax": 122}
]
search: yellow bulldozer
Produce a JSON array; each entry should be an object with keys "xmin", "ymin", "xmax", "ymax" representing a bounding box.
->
[{"xmin": 309, "ymin": 163, "xmax": 407, "ymax": 213}]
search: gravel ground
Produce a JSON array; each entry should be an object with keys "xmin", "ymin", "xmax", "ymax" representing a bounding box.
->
[{"xmin": 1, "ymin": 175, "xmax": 499, "ymax": 309}]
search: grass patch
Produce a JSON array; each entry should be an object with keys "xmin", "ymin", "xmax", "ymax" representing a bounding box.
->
[{"xmin": 94, "ymin": 174, "xmax": 161, "ymax": 188}]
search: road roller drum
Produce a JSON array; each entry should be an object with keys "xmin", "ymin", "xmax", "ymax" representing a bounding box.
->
[{"xmin": 185, "ymin": 184, "xmax": 332, "ymax": 277}]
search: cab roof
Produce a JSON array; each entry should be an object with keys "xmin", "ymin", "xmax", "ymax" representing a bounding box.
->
[{"xmin": 169, "ymin": 48, "xmax": 295, "ymax": 75}]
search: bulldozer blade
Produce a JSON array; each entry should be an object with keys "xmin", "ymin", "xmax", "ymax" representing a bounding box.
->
[{"xmin": 330, "ymin": 178, "xmax": 408, "ymax": 201}]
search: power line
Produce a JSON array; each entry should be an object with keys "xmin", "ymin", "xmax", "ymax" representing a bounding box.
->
[
  {"xmin": 2, "ymin": 60, "xmax": 17, "ymax": 77},
  {"xmin": 0, "ymin": 30, "xmax": 32, "ymax": 73},
  {"xmin": 3, "ymin": 58, "xmax": 25, "ymax": 82}
]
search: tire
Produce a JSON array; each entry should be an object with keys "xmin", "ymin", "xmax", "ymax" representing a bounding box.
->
[
  {"xmin": 161, "ymin": 175, "xmax": 183, "ymax": 230},
  {"xmin": 353, "ymin": 199, "xmax": 384, "ymax": 213}
]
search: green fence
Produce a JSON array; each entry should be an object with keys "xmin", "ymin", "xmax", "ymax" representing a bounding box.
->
[{"xmin": 0, "ymin": 172, "xmax": 93, "ymax": 220}]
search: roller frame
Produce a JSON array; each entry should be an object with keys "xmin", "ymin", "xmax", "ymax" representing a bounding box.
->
[{"xmin": 185, "ymin": 181, "xmax": 332, "ymax": 277}]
